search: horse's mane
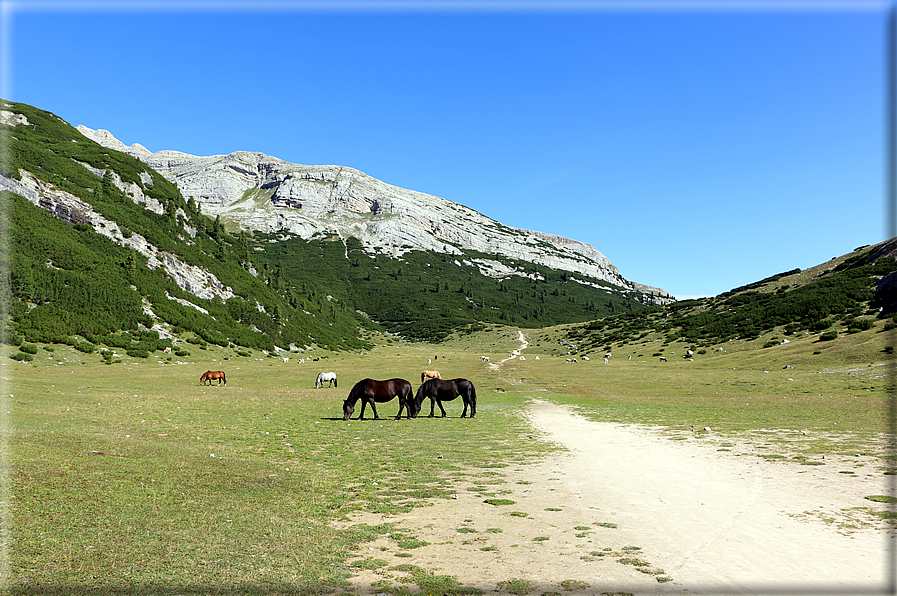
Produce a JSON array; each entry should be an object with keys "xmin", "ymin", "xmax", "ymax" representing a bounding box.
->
[{"xmin": 345, "ymin": 378, "xmax": 367, "ymax": 404}]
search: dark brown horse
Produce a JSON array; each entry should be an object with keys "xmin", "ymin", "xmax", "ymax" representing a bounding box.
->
[
  {"xmin": 200, "ymin": 370, "xmax": 226, "ymax": 386},
  {"xmin": 412, "ymin": 378, "xmax": 477, "ymax": 418},
  {"xmin": 343, "ymin": 378, "xmax": 413, "ymax": 420}
]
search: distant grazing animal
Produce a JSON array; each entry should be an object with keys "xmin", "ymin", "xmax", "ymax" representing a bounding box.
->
[
  {"xmin": 566, "ymin": 358, "xmax": 577, "ymax": 363},
  {"xmin": 605, "ymin": 353, "xmax": 612, "ymax": 359},
  {"xmin": 581, "ymin": 356, "xmax": 589, "ymax": 361},
  {"xmin": 659, "ymin": 357, "xmax": 668, "ymax": 362},
  {"xmin": 343, "ymin": 378, "xmax": 413, "ymax": 420},
  {"xmin": 412, "ymin": 378, "xmax": 477, "ymax": 418},
  {"xmin": 481, "ymin": 356, "xmax": 490, "ymax": 362},
  {"xmin": 315, "ymin": 372, "xmax": 337, "ymax": 388},
  {"xmin": 200, "ymin": 371, "xmax": 226, "ymax": 386},
  {"xmin": 421, "ymin": 370, "xmax": 442, "ymax": 383}
]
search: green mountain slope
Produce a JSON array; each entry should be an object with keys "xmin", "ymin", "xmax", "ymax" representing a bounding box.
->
[
  {"xmin": 1, "ymin": 101, "xmax": 372, "ymax": 354},
  {"xmin": 3, "ymin": 99, "xmax": 893, "ymax": 359},
  {"xmin": 1, "ymin": 100, "xmax": 658, "ymax": 351},
  {"xmin": 559, "ymin": 240, "xmax": 897, "ymax": 356},
  {"xmin": 249, "ymin": 231, "xmax": 647, "ymax": 342}
]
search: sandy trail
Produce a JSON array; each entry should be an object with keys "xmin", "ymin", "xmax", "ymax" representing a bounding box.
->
[
  {"xmin": 523, "ymin": 401, "xmax": 892, "ymax": 594},
  {"xmin": 346, "ymin": 336, "xmax": 894, "ymax": 595}
]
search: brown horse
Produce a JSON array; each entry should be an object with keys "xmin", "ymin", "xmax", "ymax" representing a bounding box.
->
[
  {"xmin": 343, "ymin": 378, "xmax": 413, "ymax": 420},
  {"xmin": 200, "ymin": 370, "xmax": 226, "ymax": 386},
  {"xmin": 412, "ymin": 378, "xmax": 477, "ymax": 418},
  {"xmin": 420, "ymin": 370, "xmax": 442, "ymax": 383}
]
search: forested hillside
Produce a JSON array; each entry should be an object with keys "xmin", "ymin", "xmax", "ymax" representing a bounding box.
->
[
  {"xmin": 560, "ymin": 240, "xmax": 897, "ymax": 357},
  {"xmin": 250, "ymin": 232, "xmax": 645, "ymax": 341}
]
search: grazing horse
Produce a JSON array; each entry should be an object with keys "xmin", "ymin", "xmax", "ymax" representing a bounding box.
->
[
  {"xmin": 200, "ymin": 370, "xmax": 226, "ymax": 386},
  {"xmin": 315, "ymin": 372, "xmax": 337, "ymax": 389},
  {"xmin": 412, "ymin": 378, "xmax": 477, "ymax": 418},
  {"xmin": 420, "ymin": 370, "xmax": 441, "ymax": 383},
  {"xmin": 343, "ymin": 378, "xmax": 413, "ymax": 420}
]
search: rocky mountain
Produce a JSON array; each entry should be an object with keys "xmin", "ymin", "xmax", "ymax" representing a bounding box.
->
[{"xmin": 77, "ymin": 125, "xmax": 674, "ymax": 305}]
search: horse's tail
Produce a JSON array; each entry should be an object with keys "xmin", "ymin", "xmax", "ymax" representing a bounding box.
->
[
  {"xmin": 315, "ymin": 373, "xmax": 321, "ymax": 389},
  {"xmin": 333, "ymin": 376, "xmax": 337, "ymax": 388},
  {"xmin": 222, "ymin": 372, "xmax": 226, "ymax": 385}
]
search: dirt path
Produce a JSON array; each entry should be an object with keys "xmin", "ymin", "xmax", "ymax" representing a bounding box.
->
[{"xmin": 345, "ymin": 338, "xmax": 893, "ymax": 595}]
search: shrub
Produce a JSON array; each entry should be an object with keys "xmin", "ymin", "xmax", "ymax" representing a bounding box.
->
[
  {"xmin": 74, "ymin": 341, "xmax": 96, "ymax": 354},
  {"xmin": 820, "ymin": 330, "xmax": 838, "ymax": 341},
  {"xmin": 10, "ymin": 352, "xmax": 32, "ymax": 362},
  {"xmin": 811, "ymin": 319, "xmax": 834, "ymax": 332},
  {"xmin": 19, "ymin": 343, "xmax": 37, "ymax": 355},
  {"xmin": 848, "ymin": 319, "xmax": 874, "ymax": 333}
]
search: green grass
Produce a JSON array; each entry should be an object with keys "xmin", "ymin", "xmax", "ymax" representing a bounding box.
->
[{"xmin": 5, "ymin": 341, "xmax": 547, "ymax": 593}]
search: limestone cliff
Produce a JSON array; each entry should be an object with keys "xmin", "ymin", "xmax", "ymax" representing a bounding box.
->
[{"xmin": 77, "ymin": 125, "xmax": 674, "ymax": 304}]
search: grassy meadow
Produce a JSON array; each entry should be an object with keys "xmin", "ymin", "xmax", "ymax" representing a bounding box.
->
[{"xmin": 4, "ymin": 321, "xmax": 894, "ymax": 594}]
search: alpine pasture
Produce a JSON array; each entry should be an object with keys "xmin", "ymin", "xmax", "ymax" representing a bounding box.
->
[{"xmin": 6, "ymin": 322, "xmax": 893, "ymax": 594}]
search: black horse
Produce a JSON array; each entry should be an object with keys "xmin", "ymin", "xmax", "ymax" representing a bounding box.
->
[
  {"xmin": 412, "ymin": 378, "xmax": 477, "ymax": 418},
  {"xmin": 343, "ymin": 378, "xmax": 414, "ymax": 420}
]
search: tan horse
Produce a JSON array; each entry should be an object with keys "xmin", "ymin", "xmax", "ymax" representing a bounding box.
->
[{"xmin": 421, "ymin": 370, "xmax": 442, "ymax": 383}]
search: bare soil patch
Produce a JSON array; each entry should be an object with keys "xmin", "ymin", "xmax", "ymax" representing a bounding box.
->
[{"xmin": 343, "ymin": 400, "xmax": 893, "ymax": 595}]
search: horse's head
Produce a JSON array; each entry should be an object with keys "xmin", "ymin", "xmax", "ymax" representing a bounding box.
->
[
  {"xmin": 410, "ymin": 383, "xmax": 429, "ymax": 418},
  {"xmin": 342, "ymin": 399, "xmax": 354, "ymax": 421}
]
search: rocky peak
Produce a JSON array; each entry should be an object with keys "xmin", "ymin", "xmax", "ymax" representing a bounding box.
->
[{"xmin": 78, "ymin": 126, "xmax": 674, "ymax": 304}]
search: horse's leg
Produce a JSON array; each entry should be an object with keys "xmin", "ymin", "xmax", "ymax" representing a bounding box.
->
[
  {"xmin": 462, "ymin": 395, "xmax": 476, "ymax": 418},
  {"xmin": 437, "ymin": 399, "xmax": 447, "ymax": 418},
  {"xmin": 428, "ymin": 397, "xmax": 436, "ymax": 418},
  {"xmin": 395, "ymin": 398, "xmax": 406, "ymax": 420}
]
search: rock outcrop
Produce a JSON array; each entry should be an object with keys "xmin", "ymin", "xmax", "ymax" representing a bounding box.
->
[
  {"xmin": 0, "ymin": 170, "xmax": 234, "ymax": 304},
  {"xmin": 77, "ymin": 125, "xmax": 674, "ymax": 304}
]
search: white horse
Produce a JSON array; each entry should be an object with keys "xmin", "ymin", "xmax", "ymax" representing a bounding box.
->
[{"xmin": 315, "ymin": 372, "xmax": 337, "ymax": 388}]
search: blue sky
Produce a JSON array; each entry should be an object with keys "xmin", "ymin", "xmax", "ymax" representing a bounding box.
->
[{"xmin": 2, "ymin": 0, "xmax": 891, "ymax": 299}]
